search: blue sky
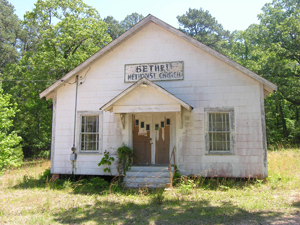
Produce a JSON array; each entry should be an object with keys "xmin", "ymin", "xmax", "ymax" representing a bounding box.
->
[{"xmin": 9, "ymin": 0, "xmax": 272, "ymax": 32}]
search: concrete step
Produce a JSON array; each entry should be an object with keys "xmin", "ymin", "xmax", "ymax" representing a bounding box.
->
[
  {"xmin": 124, "ymin": 177, "xmax": 170, "ymax": 183},
  {"xmin": 124, "ymin": 182, "xmax": 169, "ymax": 188},
  {"xmin": 126, "ymin": 171, "xmax": 170, "ymax": 178},
  {"xmin": 129, "ymin": 166, "xmax": 174, "ymax": 172},
  {"xmin": 124, "ymin": 166, "xmax": 173, "ymax": 188}
]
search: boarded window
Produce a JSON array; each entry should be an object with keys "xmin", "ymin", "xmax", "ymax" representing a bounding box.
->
[{"xmin": 81, "ymin": 116, "xmax": 99, "ymax": 151}]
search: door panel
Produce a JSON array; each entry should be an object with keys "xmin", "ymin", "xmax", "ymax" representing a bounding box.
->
[
  {"xmin": 132, "ymin": 115, "xmax": 152, "ymax": 165},
  {"xmin": 154, "ymin": 116, "xmax": 170, "ymax": 165}
]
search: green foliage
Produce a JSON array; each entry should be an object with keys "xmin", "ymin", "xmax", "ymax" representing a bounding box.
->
[
  {"xmin": 1, "ymin": 150, "xmax": 299, "ymax": 224},
  {"xmin": 151, "ymin": 188, "xmax": 165, "ymax": 205},
  {"xmin": 117, "ymin": 145, "xmax": 133, "ymax": 176},
  {"xmin": 1, "ymin": 0, "xmax": 111, "ymax": 158},
  {"xmin": 98, "ymin": 150, "xmax": 114, "ymax": 174},
  {"xmin": 104, "ymin": 13, "xmax": 144, "ymax": 40},
  {"xmin": 172, "ymin": 165, "xmax": 181, "ymax": 186},
  {"xmin": 17, "ymin": 167, "xmax": 110, "ymax": 193},
  {"xmin": 229, "ymin": 0, "xmax": 300, "ymax": 145},
  {"xmin": 0, "ymin": 85, "xmax": 23, "ymax": 173},
  {"xmin": 178, "ymin": 176, "xmax": 196, "ymax": 195},
  {"xmin": 177, "ymin": 8, "xmax": 233, "ymax": 55},
  {"xmin": 104, "ymin": 16, "xmax": 125, "ymax": 40},
  {"xmin": 73, "ymin": 177, "xmax": 109, "ymax": 194},
  {"xmin": 121, "ymin": 12, "xmax": 144, "ymax": 30},
  {"xmin": 0, "ymin": 0, "xmax": 22, "ymax": 73},
  {"xmin": 34, "ymin": 150, "xmax": 50, "ymax": 159}
]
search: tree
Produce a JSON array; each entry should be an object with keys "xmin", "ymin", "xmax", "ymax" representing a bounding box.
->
[
  {"xmin": 104, "ymin": 13, "xmax": 145, "ymax": 40},
  {"xmin": 177, "ymin": 8, "xmax": 232, "ymax": 55},
  {"xmin": 121, "ymin": 13, "xmax": 144, "ymax": 30},
  {"xmin": 0, "ymin": 0, "xmax": 22, "ymax": 73},
  {"xmin": 104, "ymin": 16, "xmax": 125, "ymax": 40},
  {"xmin": 0, "ymin": 84, "xmax": 23, "ymax": 173},
  {"xmin": 258, "ymin": 0, "xmax": 300, "ymax": 106},
  {"xmin": 2, "ymin": 0, "xmax": 111, "ymax": 157},
  {"xmin": 21, "ymin": 0, "xmax": 111, "ymax": 79},
  {"xmin": 229, "ymin": 0, "xmax": 300, "ymax": 145}
]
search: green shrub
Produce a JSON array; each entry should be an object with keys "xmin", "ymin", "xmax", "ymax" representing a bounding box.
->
[
  {"xmin": 0, "ymin": 86, "xmax": 23, "ymax": 174},
  {"xmin": 36, "ymin": 150, "xmax": 50, "ymax": 159},
  {"xmin": 172, "ymin": 165, "xmax": 181, "ymax": 186},
  {"xmin": 117, "ymin": 145, "xmax": 133, "ymax": 175},
  {"xmin": 98, "ymin": 150, "xmax": 114, "ymax": 174},
  {"xmin": 178, "ymin": 176, "xmax": 196, "ymax": 194}
]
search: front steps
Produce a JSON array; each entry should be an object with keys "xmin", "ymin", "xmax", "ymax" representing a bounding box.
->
[{"xmin": 124, "ymin": 166, "xmax": 174, "ymax": 188}]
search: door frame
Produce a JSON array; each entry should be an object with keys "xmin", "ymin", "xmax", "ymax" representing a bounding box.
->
[{"xmin": 131, "ymin": 112, "xmax": 176, "ymax": 165}]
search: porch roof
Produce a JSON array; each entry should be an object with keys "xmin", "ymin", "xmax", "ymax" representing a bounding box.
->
[{"xmin": 100, "ymin": 77, "xmax": 193, "ymax": 113}]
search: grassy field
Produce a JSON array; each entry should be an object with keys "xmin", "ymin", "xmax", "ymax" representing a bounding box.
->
[{"xmin": 0, "ymin": 149, "xmax": 300, "ymax": 224}]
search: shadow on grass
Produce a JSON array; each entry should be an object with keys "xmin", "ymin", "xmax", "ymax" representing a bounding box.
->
[
  {"xmin": 52, "ymin": 198, "xmax": 285, "ymax": 225},
  {"xmin": 12, "ymin": 169, "xmax": 259, "ymax": 193},
  {"xmin": 9, "ymin": 172, "xmax": 298, "ymax": 224},
  {"xmin": 292, "ymin": 199, "xmax": 300, "ymax": 208},
  {"xmin": 11, "ymin": 170, "xmax": 114, "ymax": 195}
]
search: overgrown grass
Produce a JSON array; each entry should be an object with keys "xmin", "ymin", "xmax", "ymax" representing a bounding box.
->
[{"xmin": 0, "ymin": 149, "xmax": 299, "ymax": 224}]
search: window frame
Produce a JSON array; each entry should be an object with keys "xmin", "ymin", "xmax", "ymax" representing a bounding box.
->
[
  {"xmin": 77, "ymin": 111, "xmax": 103, "ymax": 153},
  {"xmin": 204, "ymin": 108, "xmax": 235, "ymax": 155}
]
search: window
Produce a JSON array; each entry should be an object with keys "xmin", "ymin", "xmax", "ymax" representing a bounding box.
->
[
  {"xmin": 166, "ymin": 118, "xmax": 170, "ymax": 125},
  {"xmin": 146, "ymin": 124, "xmax": 150, "ymax": 131},
  {"xmin": 205, "ymin": 108, "xmax": 234, "ymax": 154},
  {"xmin": 81, "ymin": 115, "xmax": 99, "ymax": 151},
  {"xmin": 155, "ymin": 124, "xmax": 159, "ymax": 130},
  {"xmin": 77, "ymin": 111, "xmax": 102, "ymax": 153}
]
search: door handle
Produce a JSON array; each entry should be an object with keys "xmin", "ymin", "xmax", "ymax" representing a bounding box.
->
[{"xmin": 150, "ymin": 138, "xmax": 153, "ymax": 144}]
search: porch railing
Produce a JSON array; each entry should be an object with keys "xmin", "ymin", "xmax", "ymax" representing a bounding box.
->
[{"xmin": 168, "ymin": 146, "xmax": 176, "ymax": 188}]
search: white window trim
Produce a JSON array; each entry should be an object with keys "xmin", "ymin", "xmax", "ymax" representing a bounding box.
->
[
  {"xmin": 204, "ymin": 107, "xmax": 235, "ymax": 155},
  {"xmin": 76, "ymin": 111, "xmax": 103, "ymax": 154}
]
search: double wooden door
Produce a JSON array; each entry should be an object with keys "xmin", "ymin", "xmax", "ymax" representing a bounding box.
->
[{"xmin": 132, "ymin": 113, "xmax": 173, "ymax": 165}]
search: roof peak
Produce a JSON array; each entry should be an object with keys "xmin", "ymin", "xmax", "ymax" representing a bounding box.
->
[{"xmin": 40, "ymin": 14, "xmax": 277, "ymax": 99}]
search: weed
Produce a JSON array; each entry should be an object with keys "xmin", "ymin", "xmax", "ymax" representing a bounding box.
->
[
  {"xmin": 172, "ymin": 165, "xmax": 181, "ymax": 186},
  {"xmin": 151, "ymin": 188, "xmax": 165, "ymax": 205},
  {"xmin": 98, "ymin": 150, "xmax": 115, "ymax": 175},
  {"xmin": 219, "ymin": 185, "xmax": 230, "ymax": 191},
  {"xmin": 117, "ymin": 144, "xmax": 133, "ymax": 175},
  {"xmin": 178, "ymin": 176, "xmax": 196, "ymax": 194},
  {"xmin": 73, "ymin": 177, "xmax": 109, "ymax": 194},
  {"xmin": 0, "ymin": 149, "xmax": 300, "ymax": 224}
]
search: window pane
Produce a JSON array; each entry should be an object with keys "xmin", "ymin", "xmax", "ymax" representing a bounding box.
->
[
  {"xmin": 81, "ymin": 134, "xmax": 98, "ymax": 150},
  {"xmin": 81, "ymin": 116, "xmax": 99, "ymax": 151},
  {"xmin": 209, "ymin": 113, "xmax": 230, "ymax": 132},
  {"xmin": 82, "ymin": 116, "xmax": 98, "ymax": 132},
  {"xmin": 208, "ymin": 112, "xmax": 231, "ymax": 152}
]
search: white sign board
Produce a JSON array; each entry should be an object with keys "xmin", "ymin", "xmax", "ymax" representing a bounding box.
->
[{"xmin": 125, "ymin": 61, "xmax": 184, "ymax": 82}]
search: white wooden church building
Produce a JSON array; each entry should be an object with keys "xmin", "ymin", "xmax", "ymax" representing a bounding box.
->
[{"xmin": 40, "ymin": 15, "xmax": 277, "ymax": 180}]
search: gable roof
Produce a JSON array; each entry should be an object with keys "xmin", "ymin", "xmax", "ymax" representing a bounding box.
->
[
  {"xmin": 100, "ymin": 77, "xmax": 193, "ymax": 112},
  {"xmin": 40, "ymin": 14, "xmax": 277, "ymax": 99}
]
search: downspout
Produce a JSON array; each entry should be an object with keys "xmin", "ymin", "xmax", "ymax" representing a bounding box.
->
[{"xmin": 70, "ymin": 75, "xmax": 79, "ymax": 177}]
